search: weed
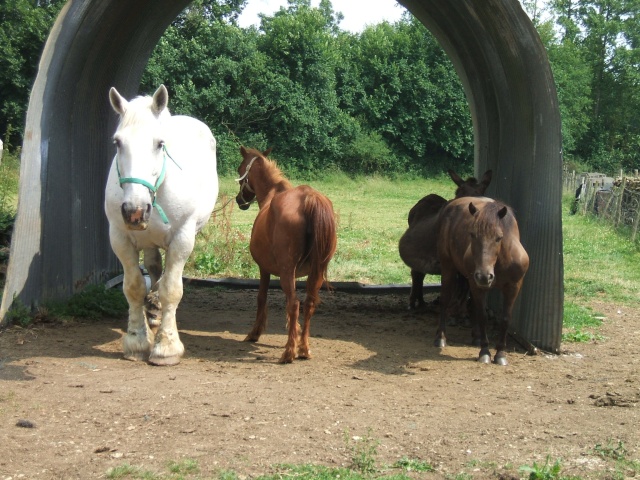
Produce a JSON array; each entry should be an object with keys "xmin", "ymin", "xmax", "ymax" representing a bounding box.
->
[
  {"xmin": 393, "ymin": 457, "xmax": 435, "ymax": 472},
  {"xmin": 445, "ymin": 473, "xmax": 473, "ymax": 480},
  {"xmin": 218, "ymin": 471, "xmax": 240, "ymax": 480},
  {"xmin": 593, "ymin": 439, "xmax": 627, "ymax": 461},
  {"xmin": 343, "ymin": 429, "xmax": 379, "ymax": 474},
  {"xmin": 5, "ymin": 296, "xmax": 32, "ymax": 327},
  {"xmin": 519, "ymin": 456, "xmax": 579, "ymax": 480},
  {"xmin": 261, "ymin": 464, "xmax": 364, "ymax": 479},
  {"xmin": 46, "ymin": 284, "xmax": 128, "ymax": 320},
  {"xmin": 167, "ymin": 458, "xmax": 199, "ymax": 475},
  {"xmin": 106, "ymin": 463, "xmax": 144, "ymax": 479}
]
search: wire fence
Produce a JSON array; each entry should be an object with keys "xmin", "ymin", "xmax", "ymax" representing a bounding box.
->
[{"xmin": 563, "ymin": 168, "xmax": 640, "ymax": 243}]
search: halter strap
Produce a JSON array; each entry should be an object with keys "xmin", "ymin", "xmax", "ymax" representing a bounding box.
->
[
  {"xmin": 235, "ymin": 156, "xmax": 258, "ymax": 207},
  {"xmin": 117, "ymin": 144, "xmax": 181, "ymax": 224},
  {"xmin": 235, "ymin": 156, "xmax": 258, "ymax": 187}
]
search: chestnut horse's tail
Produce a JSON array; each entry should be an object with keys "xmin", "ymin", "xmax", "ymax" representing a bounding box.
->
[{"xmin": 304, "ymin": 192, "xmax": 337, "ymax": 291}]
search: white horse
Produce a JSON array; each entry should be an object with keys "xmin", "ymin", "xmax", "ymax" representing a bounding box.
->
[{"xmin": 104, "ymin": 85, "xmax": 218, "ymax": 365}]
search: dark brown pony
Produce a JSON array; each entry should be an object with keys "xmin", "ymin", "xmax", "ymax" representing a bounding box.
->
[
  {"xmin": 235, "ymin": 146, "xmax": 337, "ymax": 363},
  {"xmin": 435, "ymin": 197, "xmax": 529, "ymax": 365},
  {"xmin": 398, "ymin": 169, "xmax": 492, "ymax": 310}
]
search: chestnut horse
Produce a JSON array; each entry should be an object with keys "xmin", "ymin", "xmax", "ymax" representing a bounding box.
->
[
  {"xmin": 398, "ymin": 169, "xmax": 492, "ymax": 310},
  {"xmin": 235, "ymin": 146, "xmax": 337, "ymax": 363},
  {"xmin": 435, "ymin": 197, "xmax": 529, "ymax": 365}
]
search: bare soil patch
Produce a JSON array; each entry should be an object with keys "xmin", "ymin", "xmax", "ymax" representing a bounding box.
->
[{"xmin": 1, "ymin": 286, "xmax": 639, "ymax": 479}]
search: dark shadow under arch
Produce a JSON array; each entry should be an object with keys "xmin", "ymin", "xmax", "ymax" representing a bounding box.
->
[{"xmin": 0, "ymin": 0, "xmax": 563, "ymax": 353}]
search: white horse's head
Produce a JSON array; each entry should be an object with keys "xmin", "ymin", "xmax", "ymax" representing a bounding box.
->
[{"xmin": 109, "ymin": 85, "xmax": 171, "ymax": 230}]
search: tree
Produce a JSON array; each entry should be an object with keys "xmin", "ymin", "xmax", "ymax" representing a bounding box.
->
[
  {"xmin": 341, "ymin": 15, "xmax": 472, "ymax": 173},
  {"xmin": 0, "ymin": 0, "xmax": 65, "ymax": 147},
  {"xmin": 254, "ymin": 0, "xmax": 359, "ymax": 172},
  {"xmin": 548, "ymin": 0, "xmax": 640, "ymax": 172}
]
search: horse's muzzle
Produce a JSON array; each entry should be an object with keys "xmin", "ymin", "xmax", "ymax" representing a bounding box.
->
[
  {"xmin": 236, "ymin": 195, "xmax": 251, "ymax": 211},
  {"xmin": 121, "ymin": 203, "xmax": 151, "ymax": 230},
  {"xmin": 473, "ymin": 271, "xmax": 495, "ymax": 288}
]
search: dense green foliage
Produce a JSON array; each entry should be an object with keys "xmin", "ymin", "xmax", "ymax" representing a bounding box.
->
[
  {"xmin": 1, "ymin": 0, "xmax": 640, "ymax": 174},
  {"xmin": 0, "ymin": 0, "xmax": 66, "ymax": 148},
  {"xmin": 530, "ymin": 0, "xmax": 640, "ymax": 173},
  {"xmin": 141, "ymin": 0, "xmax": 473, "ymax": 175}
]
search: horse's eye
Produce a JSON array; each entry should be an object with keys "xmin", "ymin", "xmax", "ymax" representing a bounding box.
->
[
  {"xmin": 157, "ymin": 141, "xmax": 164, "ymax": 150},
  {"xmin": 496, "ymin": 236, "xmax": 503, "ymax": 243},
  {"xmin": 113, "ymin": 138, "xmax": 122, "ymax": 149},
  {"xmin": 470, "ymin": 232, "xmax": 476, "ymax": 239}
]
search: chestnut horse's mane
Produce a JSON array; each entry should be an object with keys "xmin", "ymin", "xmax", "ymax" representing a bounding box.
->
[{"xmin": 252, "ymin": 150, "xmax": 293, "ymax": 191}]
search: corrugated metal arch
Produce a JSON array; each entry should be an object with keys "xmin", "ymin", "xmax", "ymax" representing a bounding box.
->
[{"xmin": 0, "ymin": 0, "xmax": 563, "ymax": 353}]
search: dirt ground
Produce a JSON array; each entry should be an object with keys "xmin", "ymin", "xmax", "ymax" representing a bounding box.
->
[{"xmin": 1, "ymin": 285, "xmax": 639, "ymax": 480}]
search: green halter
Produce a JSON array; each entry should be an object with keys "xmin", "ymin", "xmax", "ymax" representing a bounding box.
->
[{"xmin": 116, "ymin": 144, "xmax": 181, "ymax": 224}]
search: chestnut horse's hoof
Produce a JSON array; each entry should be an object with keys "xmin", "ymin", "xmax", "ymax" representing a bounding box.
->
[
  {"xmin": 434, "ymin": 338, "xmax": 447, "ymax": 348},
  {"xmin": 278, "ymin": 355, "xmax": 294, "ymax": 364},
  {"xmin": 243, "ymin": 334, "xmax": 259, "ymax": 343}
]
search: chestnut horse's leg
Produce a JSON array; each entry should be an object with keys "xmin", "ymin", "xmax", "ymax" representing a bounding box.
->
[
  {"xmin": 298, "ymin": 273, "xmax": 324, "ymax": 359},
  {"xmin": 493, "ymin": 283, "xmax": 521, "ymax": 366},
  {"xmin": 470, "ymin": 287, "xmax": 491, "ymax": 364},
  {"xmin": 409, "ymin": 270, "xmax": 426, "ymax": 310},
  {"xmin": 279, "ymin": 273, "xmax": 301, "ymax": 364},
  {"xmin": 435, "ymin": 266, "xmax": 457, "ymax": 348},
  {"xmin": 245, "ymin": 268, "xmax": 270, "ymax": 342}
]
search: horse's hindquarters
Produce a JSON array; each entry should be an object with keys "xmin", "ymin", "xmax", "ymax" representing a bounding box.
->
[{"xmin": 398, "ymin": 218, "xmax": 440, "ymax": 275}]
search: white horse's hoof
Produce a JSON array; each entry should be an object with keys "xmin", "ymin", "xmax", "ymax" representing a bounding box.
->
[
  {"xmin": 122, "ymin": 331, "xmax": 152, "ymax": 361},
  {"xmin": 149, "ymin": 354, "xmax": 182, "ymax": 366},
  {"xmin": 123, "ymin": 351, "xmax": 148, "ymax": 362},
  {"xmin": 148, "ymin": 331, "xmax": 184, "ymax": 366}
]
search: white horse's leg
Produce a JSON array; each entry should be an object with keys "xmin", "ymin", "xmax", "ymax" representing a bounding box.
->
[
  {"xmin": 111, "ymin": 234, "xmax": 153, "ymax": 361},
  {"xmin": 148, "ymin": 233, "xmax": 193, "ymax": 366},
  {"xmin": 143, "ymin": 247, "xmax": 163, "ymax": 329}
]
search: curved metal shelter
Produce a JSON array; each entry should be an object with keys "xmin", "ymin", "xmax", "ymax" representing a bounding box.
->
[{"xmin": 0, "ymin": 0, "xmax": 564, "ymax": 352}]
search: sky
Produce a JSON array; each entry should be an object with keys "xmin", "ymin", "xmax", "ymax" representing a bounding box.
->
[{"xmin": 237, "ymin": 0, "xmax": 407, "ymax": 33}]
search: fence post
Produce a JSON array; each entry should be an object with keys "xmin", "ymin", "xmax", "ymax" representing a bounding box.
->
[
  {"xmin": 615, "ymin": 176, "xmax": 627, "ymax": 228},
  {"xmin": 630, "ymin": 190, "xmax": 640, "ymax": 242}
]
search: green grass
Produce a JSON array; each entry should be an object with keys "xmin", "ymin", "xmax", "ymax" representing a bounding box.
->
[
  {"xmin": 562, "ymin": 302, "xmax": 605, "ymax": 343},
  {"xmin": 188, "ymin": 172, "xmax": 463, "ymax": 285},
  {"xmin": 3, "ymin": 153, "xmax": 640, "ymax": 338},
  {"xmin": 562, "ymin": 193, "xmax": 640, "ymax": 305},
  {"xmin": 196, "ymin": 176, "xmax": 640, "ymax": 300}
]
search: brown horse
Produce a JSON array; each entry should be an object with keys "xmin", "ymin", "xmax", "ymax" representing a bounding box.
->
[
  {"xmin": 435, "ymin": 197, "xmax": 529, "ymax": 365},
  {"xmin": 235, "ymin": 146, "xmax": 337, "ymax": 363},
  {"xmin": 398, "ymin": 169, "xmax": 492, "ymax": 310}
]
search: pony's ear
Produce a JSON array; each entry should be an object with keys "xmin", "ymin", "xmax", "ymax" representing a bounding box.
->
[
  {"xmin": 498, "ymin": 206, "xmax": 508, "ymax": 219},
  {"xmin": 480, "ymin": 170, "xmax": 493, "ymax": 188},
  {"xmin": 448, "ymin": 169, "xmax": 464, "ymax": 186},
  {"xmin": 240, "ymin": 146, "xmax": 247, "ymax": 156},
  {"xmin": 109, "ymin": 87, "xmax": 128, "ymax": 116},
  {"xmin": 151, "ymin": 85, "xmax": 169, "ymax": 116},
  {"xmin": 263, "ymin": 147, "xmax": 272, "ymax": 157},
  {"xmin": 468, "ymin": 202, "xmax": 478, "ymax": 215}
]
